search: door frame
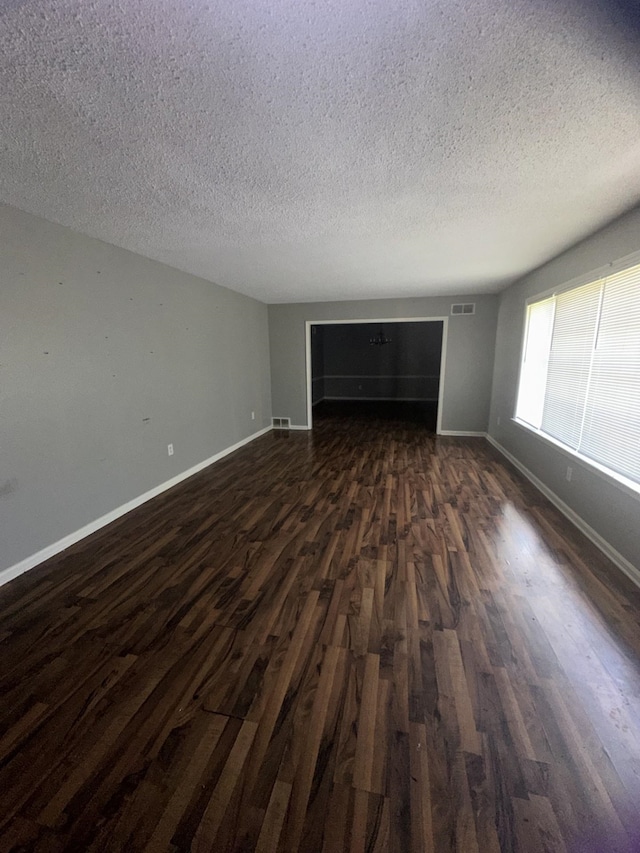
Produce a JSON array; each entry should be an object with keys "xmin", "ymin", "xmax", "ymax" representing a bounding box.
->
[{"xmin": 305, "ymin": 316, "xmax": 449, "ymax": 432}]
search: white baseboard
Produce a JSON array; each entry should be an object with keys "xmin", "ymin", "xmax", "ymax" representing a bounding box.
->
[
  {"xmin": 289, "ymin": 424, "xmax": 311, "ymax": 431},
  {"xmin": 438, "ymin": 430, "xmax": 488, "ymax": 437},
  {"xmin": 0, "ymin": 425, "xmax": 273, "ymax": 590},
  {"xmin": 486, "ymin": 435, "xmax": 640, "ymax": 589}
]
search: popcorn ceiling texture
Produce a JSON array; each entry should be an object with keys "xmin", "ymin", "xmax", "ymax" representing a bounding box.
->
[{"xmin": 1, "ymin": 0, "xmax": 640, "ymax": 303}]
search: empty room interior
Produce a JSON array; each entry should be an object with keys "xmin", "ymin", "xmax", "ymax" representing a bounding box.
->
[{"xmin": 1, "ymin": 1, "xmax": 640, "ymax": 851}]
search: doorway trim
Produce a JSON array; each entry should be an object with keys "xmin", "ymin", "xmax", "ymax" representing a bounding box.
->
[{"xmin": 305, "ymin": 316, "xmax": 449, "ymax": 432}]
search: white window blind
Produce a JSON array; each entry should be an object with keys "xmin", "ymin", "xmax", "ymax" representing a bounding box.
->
[
  {"xmin": 580, "ymin": 266, "xmax": 640, "ymax": 483},
  {"xmin": 516, "ymin": 260, "xmax": 640, "ymax": 489},
  {"xmin": 540, "ymin": 280, "xmax": 601, "ymax": 449}
]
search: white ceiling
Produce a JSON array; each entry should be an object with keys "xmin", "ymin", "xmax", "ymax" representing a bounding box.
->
[{"xmin": 1, "ymin": 0, "xmax": 640, "ymax": 304}]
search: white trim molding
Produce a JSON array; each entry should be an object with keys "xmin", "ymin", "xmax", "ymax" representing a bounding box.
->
[
  {"xmin": 323, "ymin": 396, "xmax": 439, "ymax": 403},
  {"xmin": 0, "ymin": 425, "xmax": 273, "ymax": 589},
  {"xmin": 321, "ymin": 374, "xmax": 441, "ymax": 380},
  {"xmin": 305, "ymin": 317, "xmax": 449, "ymax": 433},
  {"xmin": 439, "ymin": 430, "xmax": 488, "ymax": 437},
  {"xmin": 486, "ymin": 435, "xmax": 640, "ymax": 589}
]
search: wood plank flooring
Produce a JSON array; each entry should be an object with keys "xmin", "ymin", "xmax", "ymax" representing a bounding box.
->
[{"xmin": 1, "ymin": 410, "xmax": 640, "ymax": 852}]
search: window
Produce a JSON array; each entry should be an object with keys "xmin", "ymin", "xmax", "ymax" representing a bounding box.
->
[{"xmin": 515, "ymin": 261, "xmax": 640, "ymax": 489}]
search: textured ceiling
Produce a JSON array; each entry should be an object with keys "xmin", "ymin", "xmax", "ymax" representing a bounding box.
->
[{"xmin": 1, "ymin": 0, "xmax": 640, "ymax": 303}]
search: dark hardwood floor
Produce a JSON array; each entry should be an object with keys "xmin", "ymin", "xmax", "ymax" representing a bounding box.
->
[{"xmin": 1, "ymin": 412, "xmax": 640, "ymax": 852}]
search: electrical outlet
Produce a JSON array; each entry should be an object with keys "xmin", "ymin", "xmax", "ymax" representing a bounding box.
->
[
  {"xmin": 566, "ymin": 466, "xmax": 572, "ymax": 482},
  {"xmin": 251, "ymin": 411, "xmax": 255, "ymax": 420},
  {"xmin": 497, "ymin": 416, "xmax": 501, "ymax": 426},
  {"xmin": 168, "ymin": 443, "xmax": 174, "ymax": 456}
]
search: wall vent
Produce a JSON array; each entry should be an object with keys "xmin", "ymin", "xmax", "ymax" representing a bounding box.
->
[
  {"xmin": 451, "ymin": 303, "xmax": 475, "ymax": 315},
  {"xmin": 272, "ymin": 417, "xmax": 291, "ymax": 429}
]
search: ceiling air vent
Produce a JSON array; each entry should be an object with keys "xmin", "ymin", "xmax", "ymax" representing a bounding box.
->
[{"xmin": 451, "ymin": 303, "xmax": 475, "ymax": 315}]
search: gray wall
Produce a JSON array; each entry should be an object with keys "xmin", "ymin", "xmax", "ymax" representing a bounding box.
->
[
  {"xmin": 269, "ymin": 295, "xmax": 499, "ymax": 430},
  {"xmin": 489, "ymin": 204, "xmax": 640, "ymax": 571},
  {"xmin": 0, "ymin": 204, "xmax": 272, "ymax": 573},
  {"xmin": 319, "ymin": 321, "xmax": 442, "ymax": 402}
]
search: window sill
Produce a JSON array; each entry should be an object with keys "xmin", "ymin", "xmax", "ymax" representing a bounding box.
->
[{"xmin": 510, "ymin": 418, "xmax": 640, "ymax": 503}]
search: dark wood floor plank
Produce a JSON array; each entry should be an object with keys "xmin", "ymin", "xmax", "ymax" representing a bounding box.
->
[{"xmin": 1, "ymin": 407, "xmax": 640, "ymax": 851}]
